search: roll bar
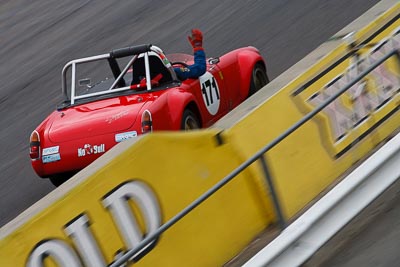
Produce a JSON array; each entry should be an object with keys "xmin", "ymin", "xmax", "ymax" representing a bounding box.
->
[
  {"xmin": 61, "ymin": 44, "xmax": 177, "ymax": 104},
  {"xmin": 110, "ymin": 44, "xmax": 152, "ymax": 58}
]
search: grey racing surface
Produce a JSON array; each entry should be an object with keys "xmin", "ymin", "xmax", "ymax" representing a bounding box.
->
[
  {"xmin": 308, "ymin": 178, "xmax": 400, "ymax": 267},
  {"xmin": 0, "ymin": 0, "xmax": 378, "ymax": 238}
]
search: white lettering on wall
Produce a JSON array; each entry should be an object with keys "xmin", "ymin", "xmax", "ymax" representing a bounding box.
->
[
  {"xmin": 26, "ymin": 239, "xmax": 81, "ymax": 267},
  {"xmin": 26, "ymin": 180, "xmax": 162, "ymax": 266},
  {"xmin": 102, "ymin": 180, "xmax": 161, "ymax": 260}
]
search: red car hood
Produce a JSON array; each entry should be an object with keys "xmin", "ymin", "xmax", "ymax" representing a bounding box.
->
[{"xmin": 48, "ymin": 95, "xmax": 147, "ymax": 143}]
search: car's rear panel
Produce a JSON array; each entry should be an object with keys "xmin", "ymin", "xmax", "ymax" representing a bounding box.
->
[
  {"xmin": 31, "ymin": 92, "xmax": 166, "ymax": 178},
  {"xmin": 31, "ymin": 131, "xmax": 124, "ymax": 177}
]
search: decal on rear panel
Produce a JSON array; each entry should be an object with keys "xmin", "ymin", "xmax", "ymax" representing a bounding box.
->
[
  {"xmin": 115, "ymin": 131, "xmax": 138, "ymax": 142},
  {"xmin": 78, "ymin": 144, "xmax": 105, "ymax": 157},
  {"xmin": 42, "ymin": 146, "xmax": 59, "ymax": 156},
  {"xmin": 42, "ymin": 154, "xmax": 61, "ymax": 163},
  {"xmin": 106, "ymin": 110, "xmax": 129, "ymax": 124},
  {"xmin": 199, "ymin": 72, "xmax": 220, "ymax": 115},
  {"xmin": 42, "ymin": 146, "xmax": 61, "ymax": 163}
]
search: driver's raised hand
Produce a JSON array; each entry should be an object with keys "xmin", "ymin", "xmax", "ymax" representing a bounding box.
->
[{"xmin": 188, "ymin": 29, "xmax": 203, "ymax": 52}]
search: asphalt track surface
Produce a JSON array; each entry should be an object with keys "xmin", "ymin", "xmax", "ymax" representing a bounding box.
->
[
  {"xmin": 313, "ymin": 179, "xmax": 400, "ymax": 267},
  {"xmin": 0, "ymin": 0, "xmax": 380, "ymax": 255}
]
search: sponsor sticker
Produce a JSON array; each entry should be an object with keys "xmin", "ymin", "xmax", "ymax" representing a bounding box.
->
[
  {"xmin": 78, "ymin": 144, "xmax": 106, "ymax": 157},
  {"xmin": 42, "ymin": 153, "xmax": 61, "ymax": 163},
  {"xmin": 115, "ymin": 131, "xmax": 138, "ymax": 142},
  {"xmin": 42, "ymin": 146, "xmax": 59, "ymax": 156}
]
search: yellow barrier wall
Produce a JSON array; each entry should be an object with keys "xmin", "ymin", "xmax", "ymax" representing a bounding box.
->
[
  {"xmin": 225, "ymin": 2, "xmax": 400, "ymax": 218},
  {"xmin": 0, "ymin": 131, "xmax": 274, "ymax": 266}
]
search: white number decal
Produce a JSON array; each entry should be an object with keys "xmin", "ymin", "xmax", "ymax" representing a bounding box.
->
[{"xmin": 199, "ymin": 72, "xmax": 220, "ymax": 115}]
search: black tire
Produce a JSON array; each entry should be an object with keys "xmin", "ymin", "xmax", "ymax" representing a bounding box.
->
[
  {"xmin": 181, "ymin": 109, "xmax": 200, "ymax": 130},
  {"xmin": 49, "ymin": 172, "xmax": 75, "ymax": 187},
  {"xmin": 249, "ymin": 63, "xmax": 269, "ymax": 96}
]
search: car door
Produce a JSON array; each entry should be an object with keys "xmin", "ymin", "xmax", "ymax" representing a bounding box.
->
[{"xmin": 196, "ymin": 63, "xmax": 229, "ymax": 125}]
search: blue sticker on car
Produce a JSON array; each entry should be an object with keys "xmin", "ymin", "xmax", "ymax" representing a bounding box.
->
[
  {"xmin": 42, "ymin": 153, "xmax": 61, "ymax": 164},
  {"xmin": 42, "ymin": 146, "xmax": 59, "ymax": 156},
  {"xmin": 115, "ymin": 131, "xmax": 138, "ymax": 142}
]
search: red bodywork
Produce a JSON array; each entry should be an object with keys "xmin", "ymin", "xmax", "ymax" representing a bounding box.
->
[{"xmin": 30, "ymin": 45, "xmax": 266, "ymax": 179}]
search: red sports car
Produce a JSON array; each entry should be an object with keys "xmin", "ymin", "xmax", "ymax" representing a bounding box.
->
[{"xmin": 30, "ymin": 44, "xmax": 269, "ymax": 185}]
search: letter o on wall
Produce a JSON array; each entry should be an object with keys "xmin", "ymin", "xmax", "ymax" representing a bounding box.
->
[{"xmin": 26, "ymin": 239, "xmax": 82, "ymax": 267}]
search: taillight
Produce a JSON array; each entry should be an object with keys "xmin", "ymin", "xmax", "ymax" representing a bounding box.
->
[
  {"xmin": 30, "ymin": 131, "xmax": 40, "ymax": 160},
  {"xmin": 141, "ymin": 110, "xmax": 153, "ymax": 134}
]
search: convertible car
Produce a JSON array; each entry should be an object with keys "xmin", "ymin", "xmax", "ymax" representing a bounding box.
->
[{"xmin": 30, "ymin": 44, "xmax": 269, "ymax": 185}]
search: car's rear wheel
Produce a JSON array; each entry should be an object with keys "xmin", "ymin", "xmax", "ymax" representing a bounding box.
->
[
  {"xmin": 181, "ymin": 109, "xmax": 200, "ymax": 130},
  {"xmin": 249, "ymin": 63, "xmax": 269, "ymax": 96},
  {"xmin": 49, "ymin": 172, "xmax": 75, "ymax": 187}
]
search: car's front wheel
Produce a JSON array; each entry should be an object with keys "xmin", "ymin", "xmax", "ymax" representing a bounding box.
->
[
  {"xmin": 181, "ymin": 109, "xmax": 200, "ymax": 130},
  {"xmin": 249, "ymin": 63, "xmax": 269, "ymax": 96}
]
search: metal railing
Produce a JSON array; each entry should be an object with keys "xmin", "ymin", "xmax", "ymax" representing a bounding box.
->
[
  {"xmin": 109, "ymin": 48, "xmax": 400, "ymax": 266},
  {"xmin": 243, "ymin": 131, "xmax": 400, "ymax": 267}
]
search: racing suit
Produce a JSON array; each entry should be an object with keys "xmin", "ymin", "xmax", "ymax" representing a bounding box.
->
[{"xmin": 174, "ymin": 49, "xmax": 206, "ymax": 80}]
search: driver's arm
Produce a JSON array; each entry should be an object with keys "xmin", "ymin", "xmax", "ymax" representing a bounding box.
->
[{"xmin": 174, "ymin": 29, "xmax": 206, "ymax": 80}]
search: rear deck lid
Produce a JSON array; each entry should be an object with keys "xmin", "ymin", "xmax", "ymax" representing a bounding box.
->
[{"xmin": 48, "ymin": 96, "xmax": 146, "ymax": 143}]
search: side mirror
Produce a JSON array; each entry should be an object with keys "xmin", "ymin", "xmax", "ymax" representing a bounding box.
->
[{"xmin": 208, "ymin": 58, "xmax": 220, "ymax": 64}]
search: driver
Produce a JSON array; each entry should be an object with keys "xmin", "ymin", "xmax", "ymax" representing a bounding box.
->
[{"xmin": 174, "ymin": 29, "xmax": 206, "ymax": 80}]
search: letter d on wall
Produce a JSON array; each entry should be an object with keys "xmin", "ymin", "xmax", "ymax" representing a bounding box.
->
[{"xmin": 102, "ymin": 180, "xmax": 162, "ymax": 261}]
